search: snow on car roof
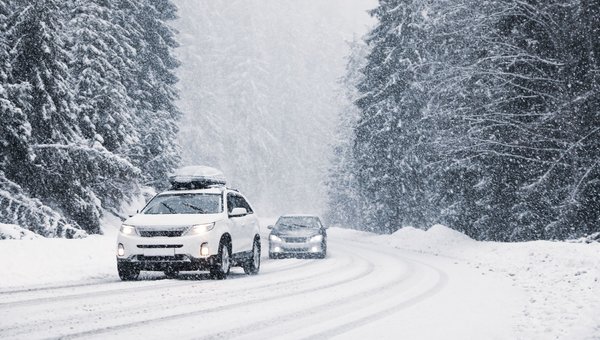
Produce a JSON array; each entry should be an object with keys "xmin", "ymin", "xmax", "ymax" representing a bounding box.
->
[
  {"xmin": 168, "ymin": 165, "xmax": 227, "ymax": 189},
  {"xmin": 160, "ymin": 187, "xmax": 224, "ymax": 195}
]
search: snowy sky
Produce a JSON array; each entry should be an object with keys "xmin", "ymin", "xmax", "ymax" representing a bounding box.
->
[{"xmin": 174, "ymin": 0, "xmax": 377, "ymax": 215}]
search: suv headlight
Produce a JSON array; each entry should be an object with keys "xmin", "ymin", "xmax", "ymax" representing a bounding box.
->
[
  {"xmin": 270, "ymin": 234, "xmax": 282, "ymax": 242},
  {"xmin": 310, "ymin": 234, "xmax": 323, "ymax": 243},
  {"xmin": 120, "ymin": 224, "xmax": 137, "ymax": 236},
  {"xmin": 186, "ymin": 223, "xmax": 215, "ymax": 235}
]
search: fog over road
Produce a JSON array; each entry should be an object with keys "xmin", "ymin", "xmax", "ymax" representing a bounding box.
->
[{"xmin": 0, "ymin": 229, "xmax": 522, "ymax": 339}]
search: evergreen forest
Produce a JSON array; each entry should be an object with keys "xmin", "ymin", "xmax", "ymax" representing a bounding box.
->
[
  {"xmin": 0, "ymin": 0, "xmax": 180, "ymax": 237},
  {"xmin": 328, "ymin": 0, "xmax": 600, "ymax": 241}
]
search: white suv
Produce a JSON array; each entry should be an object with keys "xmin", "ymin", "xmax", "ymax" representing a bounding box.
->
[{"xmin": 116, "ymin": 166, "xmax": 261, "ymax": 280}]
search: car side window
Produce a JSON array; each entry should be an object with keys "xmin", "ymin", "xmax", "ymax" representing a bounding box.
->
[
  {"xmin": 227, "ymin": 193, "xmax": 237, "ymax": 213},
  {"xmin": 237, "ymin": 196, "xmax": 254, "ymax": 214}
]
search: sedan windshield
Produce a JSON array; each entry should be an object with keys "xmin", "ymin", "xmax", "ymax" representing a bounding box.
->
[
  {"xmin": 142, "ymin": 193, "xmax": 222, "ymax": 214},
  {"xmin": 276, "ymin": 216, "xmax": 320, "ymax": 229}
]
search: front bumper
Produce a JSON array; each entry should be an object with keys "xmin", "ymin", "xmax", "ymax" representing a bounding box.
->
[
  {"xmin": 117, "ymin": 254, "xmax": 218, "ymax": 271},
  {"xmin": 269, "ymin": 240, "xmax": 324, "ymax": 255},
  {"xmin": 116, "ymin": 232, "xmax": 221, "ymax": 271}
]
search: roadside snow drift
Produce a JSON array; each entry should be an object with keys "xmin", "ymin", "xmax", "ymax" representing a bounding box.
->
[{"xmin": 335, "ymin": 225, "xmax": 600, "ymax": 339}]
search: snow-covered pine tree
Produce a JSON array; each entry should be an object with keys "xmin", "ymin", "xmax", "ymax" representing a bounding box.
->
[
  {"xmin": 472, "ymin": 0, "xmax": 568, "ymax": 240},
  {"xmin": 2, "ymin": 0, "xmax": 95, "ymax": 234},
  {"xmin": 445, "ymin": 0, "xmax": 600, "ymax": 241},
  {"xmin": 125, "ymin": 0, "xmax": 181, "ymax": 188},
  {"xmin": 69, "ymin": 0, "xmax": 137, "ymax": 152},
  {"xmin": 556, "ymin": 0, "xmax": 600, "ymax": 239},
  {"xmin": 1, "ymin": 0, "xmax": 77, "ymax": 238},
  {"xmin": 68, "ymin": 0, "xmax": 141, "ymax": 212},
  {"xmin": 6, "ymin": 0, "xmax": 139, "ymax": 235},
  {"xmin": 0, "ymin": 0, "xmax": 182, "ymax": 237},
  {"xmin": 0, "ymin": 1, "xmax": 44, "ymax": 236},
  {"xmin": 417, "ymin": 0, "xmax": 523, "ymax": 241},
  {"xmin": 504, "ymin": 0, "xmax": 600, "ymax": 240},
  {"xmin": 352, "ymin": 0, "xmax": 437, "ymax": 233},
  {"xmin": 0, "ymin": 0, "xmax": 30, "ymax": 176},
  {"xmin": 326, "ymin": 37, "xmax": 369, "ymax": 229},
  {"xmin": 8, "ymin": 0, "xmax": 79, "ymax": 146}
]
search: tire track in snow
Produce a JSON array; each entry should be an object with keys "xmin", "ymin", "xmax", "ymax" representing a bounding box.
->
[
  {"xmin": 197, "ymin": 241, "xmax": 419, "ymax": 340},
  {"xmin": 0, "ymin": 245, "xmax": 311, "ymax": 297},
  {"xmin": 0, "ymin": 256, "xmax": 314, "ymax": 307},
  {"xmin": 304, "ymin": 259, "xmax": 448, "ymax": 339},
  {"xmin": 0, "ymin": 251, "xmax": 366, "ymax": 339},
  {"xmin": 39, "ymin": 252, "xmax": 375, "ymax": 340}
]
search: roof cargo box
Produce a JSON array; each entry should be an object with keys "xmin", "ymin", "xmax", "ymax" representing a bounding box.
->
[{"xmin": 168, "ymin": 166, "xmax": 227, "ymax": 189}]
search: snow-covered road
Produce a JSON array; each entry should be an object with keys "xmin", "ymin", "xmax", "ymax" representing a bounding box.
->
[{"xmin": 0, "ymin": 228, "xmax": 529, "ymax": 339}]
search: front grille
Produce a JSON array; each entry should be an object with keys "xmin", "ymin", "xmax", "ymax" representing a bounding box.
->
[
  {"xmin": 285, "ymin": 247, "xmax": 309, "ymax": 252},
  {"xmin": 284, "ymin": 237, "xmax": 307, "ymax": 243},
  {"xmin": 138, "ymin": 228, "xmax": 187, "ymax": 237},
  {"xmin": 137, "ymin": 244, "xmax": 183, "ymax": 248},
  {"xmin": 135, "ymin": 255, "xmax": 189, "ymax": 262}
]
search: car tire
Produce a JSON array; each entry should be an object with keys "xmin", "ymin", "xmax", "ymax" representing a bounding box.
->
[
  {"xmin": 117, "ymin": 262, "xmax": 140, "ymax": 281},
  {"xmin": 317, "ymin": 241, "xmax": 327, "ymax": 259},
  {"xmin": 210, "ymin": 240, "xmax": 231, "ymax": 280},
  {"xmin": 243, "ymin": 237, "xmax": 261, "ymax": 275}
]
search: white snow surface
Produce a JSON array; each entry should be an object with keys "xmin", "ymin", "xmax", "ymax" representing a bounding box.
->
[{"xmin": 0, "ymin": 218, "xmax": 598, "ymax": 339}]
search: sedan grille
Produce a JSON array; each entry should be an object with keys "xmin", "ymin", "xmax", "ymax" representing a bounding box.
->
[
  {"xmin": 137, "ymin": 244, "xmax": 183, "ymax": 248},
  {"xmin": 134, "ymin": 255, "xmax": 190, "ymax": 262},
  {"xmin": 283, "ymin": 237, "xmax": 308, "ymax": 243},
  {"xmin": 138, "ymin": 228, "xmax": 187, "ymax": 237}
]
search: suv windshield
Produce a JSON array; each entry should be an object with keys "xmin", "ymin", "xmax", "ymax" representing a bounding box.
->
[
  {"xmin": 142, "ymin": 193, "xmax": 222, "ymax": 215},
  {"xmin": 276, "ymin": 216, "xmax": 320, "ymax": 229}
]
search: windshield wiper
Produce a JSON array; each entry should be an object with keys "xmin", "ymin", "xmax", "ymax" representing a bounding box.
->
[
  {"xmin": 183, "ymin": 203, "xmax": 205, "ymax": 213},
  {"xmin": 161, "ymin": 202, "xmax": 176, "ymax": 213},
  {"xmin": 278, "ymin": 223, "xmax": 307, "ymax": 228}
]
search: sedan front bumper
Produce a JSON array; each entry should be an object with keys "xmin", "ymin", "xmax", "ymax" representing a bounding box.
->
[{"xmin": 269, "ymin": 240, "xmax": 324, "ymax": 256}]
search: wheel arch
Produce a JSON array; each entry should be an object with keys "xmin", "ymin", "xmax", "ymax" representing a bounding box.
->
[{"xmin": 220, "ymin": 233, "xmax": 232, "ymax": 251}]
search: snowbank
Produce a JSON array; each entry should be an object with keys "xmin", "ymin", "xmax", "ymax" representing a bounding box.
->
[
  {"xmin": 0, "ymin": 234, "xmax": 118, "ymax": 289},
  {"xmin": 382, "ymin": 224, "xmax": 475, "ymax": 255},
  {"xmin": 331, "ymin": 225, "xmax": 600, "ymax": 339},
  {"xmin": 0, "ymin": 212, "xmax": 125, "ymax": 289}
]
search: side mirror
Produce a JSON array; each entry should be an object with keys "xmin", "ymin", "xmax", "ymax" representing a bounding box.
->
[
  {"xmin": 229, "ymin": 207, "xmax": 247, "ymax": 217},
  {"xmin": 128, "ymin": 210, "xmax": 139, "ymax": 218},
  {"xmin": 267, "ymin": 225, "xmax": 274, "ymax": 230}
]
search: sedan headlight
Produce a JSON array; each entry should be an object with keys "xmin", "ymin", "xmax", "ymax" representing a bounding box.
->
[
  {"xmin": 269, "ymin": 234, "xmax": 282, "ymax": 242},
  {"xmin": 310, "ymin": 234, "xmax": 323, "ymax": 243},
  {"xmin": 120, "ymin": 224, "xmax": 136, "ymax": 236},
  {"xmin": 186, "ymin": 223, "xmax": 215, "ymax": 235}
]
